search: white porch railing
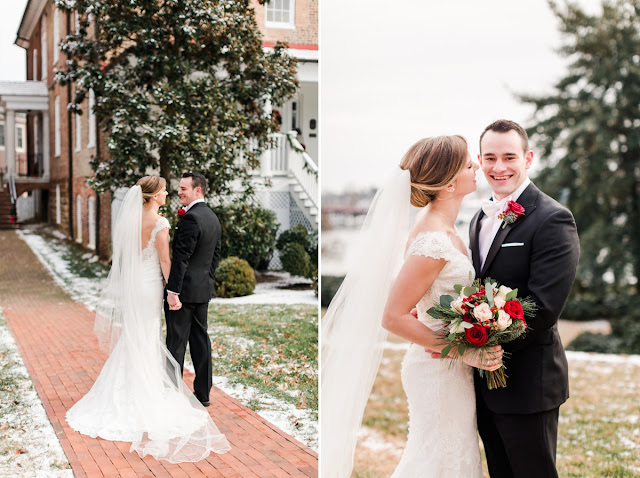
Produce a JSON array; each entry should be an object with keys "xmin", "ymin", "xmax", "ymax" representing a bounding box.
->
[{"xmin": 286, "ymin": 134, "xmax": 318, "ymax": 210}]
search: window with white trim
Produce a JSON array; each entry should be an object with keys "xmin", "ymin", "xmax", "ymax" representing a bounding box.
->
[
  {"xmin": 53, "ymin": 8, "xmax": 60, "ymax": 64},
  {"xmin": 75, "ymin": 109, "xmax": 82, "ymax": 152},
  {"xmin": 266, "ymin": 0, "xmax": 295, "ymax": 29},
  {"xmin": 55, "ymin": 96, "xmax": 61, "ymax": 157},
  {"xmin": 88, "ymin": 89, "xmax": 96, "ymax": 148},
  {"xmin": 41, "ymin": 15, "xmax": 48, "ymax": 81},
  {"xmin": 33, "ymin": 48, "xmax": 38, "ymax": 80},
  {"xmin": 56, "ymin": 185, "xmax": 61, "ymax": 224},
  {"xmin": 88, "ymin": 196, "xmax": 96, "ymax": 249},
  {"xmin": 16, "ymin": 125, "xmax": 25, "ymax": 152},
  {"xmin": 76, "ymin": 195, "xmax": 83, "ymax": 243}
]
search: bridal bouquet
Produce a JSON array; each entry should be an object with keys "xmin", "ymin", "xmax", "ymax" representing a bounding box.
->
[{"xmin": 427, "ymin": 278, "xmax": 536, "ymax": 389}]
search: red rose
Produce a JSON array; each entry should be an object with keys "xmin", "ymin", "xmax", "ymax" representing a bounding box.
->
[
  {"xmin": 178, "ymin": 208, "xmax": 186, "ymax": 217},
  {"xmin": 462, "ymin": 314, "xmax": 474, "ymax": 323},
  {"xmin": 504, "ymin": 300, "xmax": 525, "ymax": 322},
  {"xmin": 506, "ymin": 200, "xmax": 525, "ymax": 218},
  {"xmin": 465, "ymin": 323, "xmax": 488, "ymax": 347}
]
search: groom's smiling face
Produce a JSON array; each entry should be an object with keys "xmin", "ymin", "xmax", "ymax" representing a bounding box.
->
[{"xmin": 479, "ymin": 130, "xmax": 533, "ymax": 200}]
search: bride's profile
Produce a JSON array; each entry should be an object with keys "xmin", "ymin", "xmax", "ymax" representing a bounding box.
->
[
  {"xmin": 66, "ymin": 176, "xmax": 230, "ymax": 462},
  {"xmin": 321, "ymin": 136, "xmax": 502, "ymax": 477}
]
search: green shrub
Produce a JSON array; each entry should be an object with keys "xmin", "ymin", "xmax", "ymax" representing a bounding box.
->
[
  {"xmin": 276, "ymin": 224, "xmax": 309, "ymax": 251},
  {"xmin": 280, "ymin": 242, "xmax": 310, "ymax": 278},
  {"xmin": 215, "ymin": 256, "xmax": 256, "ymax": 298},
  {"xmin": 568, "ymin": 313, "xmax": 640, "ymax": 355},
  {"xmin": 214, "ymin": 202, "xmax": 280, "ymax": 270},
  {"xmin": 310, "ymin": 267, "xmax": 318, "ymax": 297},
  {"xmin": 321, "ymin": 275, "xmax": 345, "ymax": 308},
  {"xmin": 307, "ymin": 230, "xmax": 318, "ymax": 266}
]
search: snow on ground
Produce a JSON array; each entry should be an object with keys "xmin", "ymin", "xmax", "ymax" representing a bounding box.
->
[
  {"xmin": 211, "ymin": 375, "xmax": 317, "ymax": 450},
  {"xmin": 14, "ymin": 227, "xmax": 318, "ymax": 450},
  {"xmin": 0, "ymin": 307, "xmax": 73, "ymax": 477},
  {"xmin": 17, "ymin": 230, "xmax": 106, "ymax": 311}
]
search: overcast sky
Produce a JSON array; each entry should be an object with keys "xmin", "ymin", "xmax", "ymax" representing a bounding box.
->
[
  {"xmin": 1, "ymin": 0, "xmax": 604, "ymax": 195},
  {"xmin": 0, "ymin": 0, "xmax": 28, "ymax": 82},
  {"xmin": 320, "ymin": 0, "xmax": 603, "ymax": 194}
]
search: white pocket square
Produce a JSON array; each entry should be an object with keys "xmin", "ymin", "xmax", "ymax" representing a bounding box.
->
[{"xmin": 501, "ymin": 242, "xmax": 524, "ymax": 248}]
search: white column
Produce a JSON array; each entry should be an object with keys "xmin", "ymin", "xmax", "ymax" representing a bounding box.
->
[
  {"xmin": 5, "ymin": 109, "xmax": 16, "ymax": 176},
  {"xmin": 41, "ymin": 111, "xmax": 50, "ymax": 178}
]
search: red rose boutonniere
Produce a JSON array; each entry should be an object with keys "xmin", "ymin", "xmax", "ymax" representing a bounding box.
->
[
  {"xmin": 177, "ymin": 208, "xmax": 186, "ymax": 218},
  {"xmin": 498, "ymin": 201, "xmax": 525, "ymax": 229}
]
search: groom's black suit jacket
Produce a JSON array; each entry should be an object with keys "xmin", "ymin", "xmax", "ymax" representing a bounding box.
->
[
  {"xmin": 470, "ymin": 182, "xmax": 580, "ymax": 414},
  {"xmin": 166, "ymin": 202, "xmax": 222, "ymax": 303}
]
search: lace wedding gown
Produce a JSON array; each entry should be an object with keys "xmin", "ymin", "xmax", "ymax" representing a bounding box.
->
[
  {"xmin": 66, "ymin": 217, "xmax": 230, "ymax": 462},
  {"xmin": 391, "ymin": 231, "xmax": 483, "ymax": 478}
]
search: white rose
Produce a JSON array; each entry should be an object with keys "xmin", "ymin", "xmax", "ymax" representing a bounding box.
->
[
  {"xmin": 494, "ymin": 296, "xmax": 506, "ymax": 309},
  {"xmin": 473, "ymin": 303, "xmax": 493, "ymax": 323},
  {"xmin": 497, "ymin": 310, "xmax": 512, "ymax": 331},
  {"xmin": 449, "ymin": 321, "xmax": 466, "ymax": 334},
  {"xmin": 496, "ymin": 285, "xmax": 513, "ymax": 299},
  {"xmin": 451, "ymin": 296, "xmax": 465, "ymax": 314}
]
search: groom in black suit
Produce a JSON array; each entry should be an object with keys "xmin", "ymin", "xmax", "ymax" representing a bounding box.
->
[
  {"xmin": 165, "ymin": 172, "xmax": 222, "ymax": 407},
  {"xmin": 470, "ymin": 120, "xmax": 580, "ymax": 477}
]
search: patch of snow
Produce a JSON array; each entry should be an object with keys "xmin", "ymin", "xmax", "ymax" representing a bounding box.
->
[
  {"xmin": 565, "ymin": 350, "xmax": 640, "ymax": 366},
  {"xmin": 357, "ymin": 427, "xmax": 403, "ymax": 456},
  {"xmin": 211, "ymin": 375, "xmax": 317, "ymax": 451},
  {"xmin": 17, "ymin": 228, "xmax": 318, "ymax": 450},
  {"xmin": 0, "ymin": 307, "xmax": 73, "ymax": 477},
  {"xmin": 210, "ymin": 283, "xmax": 317, "ymax": 305},
  {"xmin": 17, "ymin": 230, "xmax": 106, "ymax": 311}
]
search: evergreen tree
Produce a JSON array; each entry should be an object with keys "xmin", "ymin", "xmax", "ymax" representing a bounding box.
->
[
  {"xmin": 521, "ymin": 0, "xmax": 640, "ymax": 296},
  {"xmin": 55, "ymin": 0, "xmax": 298, "ymax": 198}
]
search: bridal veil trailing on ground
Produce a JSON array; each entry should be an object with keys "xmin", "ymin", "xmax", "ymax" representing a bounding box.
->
[
  {"xmin": 321, "ymin": 167, "xmax": 412, "ymax": 477},
  {"xmin": 66, "ymin": 185, "xmax": 231, "ymax": 462}
]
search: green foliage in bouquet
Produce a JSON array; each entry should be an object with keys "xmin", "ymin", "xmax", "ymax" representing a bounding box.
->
[
  {"xmin": 427, "ymin": 278, "xmax": 537, "ymax": 389},
  {"xmin": 215, "ymin": 256, "xmax": 256, "ymax": 298}
]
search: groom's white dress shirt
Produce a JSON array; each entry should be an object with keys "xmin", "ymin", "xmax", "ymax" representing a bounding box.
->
[
  {"xmin": 168, "ymin": 198, "xmax": 206, "ymax": 296},
  {"xmin": 478, "ymin": 177, "xmax": 530, "ymax": 270},
  {"xmin": 182, "ymin": 198, "xmax": 205, "ymax": 213}
]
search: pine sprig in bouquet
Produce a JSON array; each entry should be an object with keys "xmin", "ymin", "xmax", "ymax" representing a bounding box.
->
[{"xmin": 427, "ymin": 277, "xmax": 537, "ymax": 389}]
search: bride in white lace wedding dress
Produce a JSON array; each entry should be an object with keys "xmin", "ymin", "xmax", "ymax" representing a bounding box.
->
[
  {"xmin": 321, "ymin": 136, "xmax": 502, "ymax": 477},
  {"xmin": 66, "ymin": 176, "xmax": 230, "ymax": 462}
]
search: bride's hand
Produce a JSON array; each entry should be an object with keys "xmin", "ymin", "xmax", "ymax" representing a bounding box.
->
[{"xmin": 462, "ymin": 345, "xmax": 503, "ymax": 371}]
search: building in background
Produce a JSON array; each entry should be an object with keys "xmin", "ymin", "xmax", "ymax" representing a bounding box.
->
[{"xmin": 0, "ymin": 0, "xmax": 317, "ymax": 263}]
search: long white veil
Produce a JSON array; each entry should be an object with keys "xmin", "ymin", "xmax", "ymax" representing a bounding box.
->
[
  {"xmin": 77, "ymin": 184, "xmax": 231, "ymax": 461},
  {"xmin": 94, "ymin": 185, "xmax": 144, "ymax": 353},
  {"xmin": 321, "ymin": 166, "xmax": 412, "ymax": 478}
]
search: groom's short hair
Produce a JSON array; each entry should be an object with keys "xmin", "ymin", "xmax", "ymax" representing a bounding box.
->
[
  {"xmin": 480, "ymin": 119, "xmax": 529, "ymax": 155},
  {"xmin": 183, "ymin": 172, "xmax": 207, "ymax": 196}
]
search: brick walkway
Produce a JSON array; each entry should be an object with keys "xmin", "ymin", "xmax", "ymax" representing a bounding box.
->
[{"xmin": 0, "ymin": 230, "xmax": 318, "ymax": 478}]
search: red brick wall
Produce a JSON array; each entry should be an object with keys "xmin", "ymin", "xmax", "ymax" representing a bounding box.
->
[{"xmin": 252, "ymin": 0, "xmax": 318, "ymax": 48}]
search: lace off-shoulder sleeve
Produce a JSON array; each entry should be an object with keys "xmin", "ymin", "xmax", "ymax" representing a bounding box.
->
[
  {"xmin": 158, "ymin": 216, "xmax": 170, "ymax": 230},
  {"xmin": 406, "ymin": 231, "xmax": 458, "ymax": 262}
]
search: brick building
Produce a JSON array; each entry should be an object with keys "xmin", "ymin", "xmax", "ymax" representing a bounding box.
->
[{"xmin": 3, "ymin": 0, "xmax": 317, "ymax": 262}]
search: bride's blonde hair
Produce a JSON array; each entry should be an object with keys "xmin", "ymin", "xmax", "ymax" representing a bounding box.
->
[
  {"xmin": 400, "ymin": 135, "xmax": 468, "ymax": 208},
  {"xmin": 136, "ymin": 176, "xmax": 166, "ymax": 205}
]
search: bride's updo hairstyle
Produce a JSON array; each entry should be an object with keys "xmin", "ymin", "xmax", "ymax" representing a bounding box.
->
[
  {"xmin": 136, "ymin": 176, "xmax": 167, "ymax": 205},
  {"xmin": 400, "ymin": 135, "xmax": 468, "ymax": 207}
]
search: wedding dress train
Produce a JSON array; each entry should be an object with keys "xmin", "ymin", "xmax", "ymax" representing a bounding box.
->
[
  {"xmin": 66, "ymin": 208, "xmax": 230, "ymax": 462},
  {"xmin": 391, "ymin": 231, "xmax": 482, "ymax": 478}
]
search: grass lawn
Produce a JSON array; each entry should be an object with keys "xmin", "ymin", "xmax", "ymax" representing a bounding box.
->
[
  {"xmin": 353, "ymin": 335, "xmax": 640, "ymax": 478},
  {"xmin": 207, "ymin": 303, "xmax": 318, "ymax": 420}
]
